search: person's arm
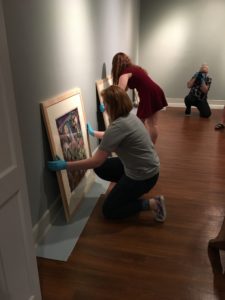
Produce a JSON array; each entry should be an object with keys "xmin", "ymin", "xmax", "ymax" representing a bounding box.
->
[
  {"xmin": 187, "ymin": 72, "xmax": 210, "ymax": 93},
  {"xmin": 47, "ymin": 149, "xmax": 109, "ymax": 172},
  {"xmin": 118, "ymin": 73, "xmax": 132, "ymax": 91},
  {"xmin": 200, "ymin": 75, "xmax": 212, "ymax": 94},
  {"xmin": 187, "ymin": 72, "xmax": 200, "ymax": 88},
  {"xmin": 87, "ymin": 122, "xmax": 104, "ymax": 139},
  {"xmin": 67, "ymin": 149, "xmax": 109, "ymax": 170},
  {"xmin": 200, "ymin": 81, "xmax": 209, "ymax": 93},
  {"xmin": 187, "ymin": 77, "xmax": 196, "ymax": 88},
  {"xmin": 93, "ymin": 131, "xmax": 105, "ymax": 139}
]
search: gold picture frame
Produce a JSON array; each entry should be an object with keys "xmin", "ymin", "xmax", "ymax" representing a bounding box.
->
[
  {"xmin": 96, "ymin": 75, "xmax": 112, "ymax": 128},
  {"xmin": 41, "ymin": 88, "xmax": 95, "ymax": 222}
]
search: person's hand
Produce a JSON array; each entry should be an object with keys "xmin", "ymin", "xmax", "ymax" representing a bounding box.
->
[
  {"xmin": 87, "ymin": 122, "xmax": 95, "ymax": 137},
  {"xmin": 47, "ymin": 155, "xmax": 67, "ymax": 171},
  {"xmin": 99, "ymin": 103, "xmax": 105, "ymax": 113}
]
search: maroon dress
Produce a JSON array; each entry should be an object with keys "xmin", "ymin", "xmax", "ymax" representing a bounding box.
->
[{"xmin": 121, "ymin": 66, "xmax": 168, "ymax": 120}]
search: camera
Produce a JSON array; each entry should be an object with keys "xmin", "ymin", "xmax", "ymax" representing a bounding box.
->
[{"xmin": 195, "ymin": 72, "xmax": 204, "ymax": 84}]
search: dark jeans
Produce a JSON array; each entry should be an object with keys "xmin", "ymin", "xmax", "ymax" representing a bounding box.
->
[
  {"xmin": 94, "ymin": 157, "xmax": 159, "ymax": 219},
  {"xmin": 184, "ymin": 94, "xmax": 211, "ymax": 118}
]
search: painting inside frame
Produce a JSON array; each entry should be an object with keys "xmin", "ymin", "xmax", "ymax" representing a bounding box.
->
[
  {"xmin": 96, "ymin": 75, "xmax": 112, "ymax": 128},
  {"xmin": 41, "ymin": 88, "xmax": 95, "ymax": 222}
]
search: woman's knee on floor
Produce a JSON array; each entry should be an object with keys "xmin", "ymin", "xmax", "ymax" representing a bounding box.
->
[
  {"xmin": 200, "ymin": 110, "xmax": 211, "ymax": 118},
  {"xmin": 184, "ymin": 95, "xmax": 191, "ymax": 106}
]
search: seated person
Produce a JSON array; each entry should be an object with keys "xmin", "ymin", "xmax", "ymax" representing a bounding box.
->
[
  {"xmin": 215, "ymin": 105, "xmax": 225, "ymax": 130},
  {"xmin": 184, "ymin": 64, "xmax": 212, "ymax": 118}
]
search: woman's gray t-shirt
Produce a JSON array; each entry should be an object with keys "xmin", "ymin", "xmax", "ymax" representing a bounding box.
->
[{"xmin": 99, "ymin": 113, "xmax": 160, "ymax": 180}]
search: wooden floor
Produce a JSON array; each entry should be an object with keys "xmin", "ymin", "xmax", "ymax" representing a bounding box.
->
[{"xmin": 37, "ymin": 107, "xmax": 225, "ymax": 300}]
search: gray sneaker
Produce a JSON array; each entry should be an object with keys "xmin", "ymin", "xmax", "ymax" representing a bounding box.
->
[{"xmin": 153, "ymin": 195, "xmax": 166, "ymax": 222}]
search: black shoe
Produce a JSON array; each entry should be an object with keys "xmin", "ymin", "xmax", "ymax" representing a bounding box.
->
[{"xmin": 185, "ymin": 107, "xmax": 191, "ymax": 116}]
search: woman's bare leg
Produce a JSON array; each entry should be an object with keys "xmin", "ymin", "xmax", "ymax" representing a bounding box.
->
[{"xmin": 144, "ymin": 112, "xmax": 159, "ymax": 144}]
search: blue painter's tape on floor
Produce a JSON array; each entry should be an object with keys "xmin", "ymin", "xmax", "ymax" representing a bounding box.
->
[{"xmin": 36, "ymin": 177, "xmax": 108, "ymax": 261}]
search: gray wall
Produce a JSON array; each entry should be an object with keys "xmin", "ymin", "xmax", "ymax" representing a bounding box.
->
[
  {"xmin": 139, "ymin": 0, "xmax": 225, "ymax": 100},
  {"xmin": 3, "ymin": 0, "xmax": 140, "ymax": 225}
]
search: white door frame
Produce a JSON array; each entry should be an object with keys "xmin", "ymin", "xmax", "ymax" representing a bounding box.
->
[{"xmin": 0, "ymin": 1, "xmax": 42, "ymax": 299}]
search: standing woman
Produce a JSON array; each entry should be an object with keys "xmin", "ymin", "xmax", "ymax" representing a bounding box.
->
[
  {"xmin": 111, "ymin": 52, "xmax": 168, "ymax": 144},
  {"xmin": 48, "ymin": 85, "xmax": 166, "ymax": 222}
]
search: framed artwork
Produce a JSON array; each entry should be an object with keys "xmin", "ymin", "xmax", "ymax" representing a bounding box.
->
[
  {"xmin": 41, "ymin": 88, "xmax": 95, "ymax": 222},
  {"xmin": 96, "ymin": 75, "xmax": 112, "ymax": 128}
]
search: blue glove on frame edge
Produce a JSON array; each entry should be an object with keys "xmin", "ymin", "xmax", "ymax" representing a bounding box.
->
[{"xmin": 47, "ymin": 155, "xmax": 67, "ymax": 171}]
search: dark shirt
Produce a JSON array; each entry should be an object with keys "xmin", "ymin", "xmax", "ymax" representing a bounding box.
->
[{"xmin": 190, "ymin": 74, "xmax": 212, "ymax": 100}]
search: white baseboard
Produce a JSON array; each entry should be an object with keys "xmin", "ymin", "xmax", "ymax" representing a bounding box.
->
[
  {"xmin": 167, "ymin": 98, "xmax": 225, "ymax": 109},
  {"xmin": 32, "ymin": 196, "xmax": 62, "ymax": 247}
]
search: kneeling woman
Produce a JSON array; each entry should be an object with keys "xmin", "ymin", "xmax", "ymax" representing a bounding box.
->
[{"xmin": 48, "ymin": 86, "xmax": 166, "ymax": 222}]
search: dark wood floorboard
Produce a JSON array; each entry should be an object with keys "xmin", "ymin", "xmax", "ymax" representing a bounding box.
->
[{"xmin": 37, "ymin": 107, "xmax": 225, "ymax": 300}]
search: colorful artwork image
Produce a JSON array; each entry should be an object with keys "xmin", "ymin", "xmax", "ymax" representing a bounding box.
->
[
  {"xmin": 56, "ymin": 108, "xmax": 87, "ymax": 192},
  {"xmin": 40, "ymin": 88, "xmax": 95, "ymax": 222}
]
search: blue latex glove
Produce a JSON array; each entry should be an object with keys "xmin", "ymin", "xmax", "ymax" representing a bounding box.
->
[
  {"xmin": 87, "ymin": 122, "xmax": 95, "ymax": 137},
  {"xmin": 47, "ymin": 156, "xmax": 67, "ymax": 171},
  {"xmin": 99, "ymin": 103, "xmax": 105, "ymax": 113}
]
